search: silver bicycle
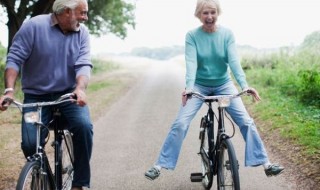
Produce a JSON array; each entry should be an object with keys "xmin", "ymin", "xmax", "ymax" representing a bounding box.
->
[{"xmin": 5, "ymin": 93, "xmax": 75, "ymax": 190}]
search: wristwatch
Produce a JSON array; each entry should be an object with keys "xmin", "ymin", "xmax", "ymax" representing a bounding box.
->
[{"xmin": 3, "ymin": 88, "xmax": 14, "ymax": 94}]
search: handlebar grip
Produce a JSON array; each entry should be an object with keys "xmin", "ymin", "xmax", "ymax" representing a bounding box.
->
[{"xmin": 1, "ymin": 97, "xmax": 13, "ymax": 106}]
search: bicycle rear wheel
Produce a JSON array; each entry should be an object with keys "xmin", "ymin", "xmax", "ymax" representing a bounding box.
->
[
  {"xmin": 199, "ymin": 117, "xmax": 213, "ymax": 189},
  {"xmin": 60, "ymin": 130, "xmax": 74, "ymax": 190},
  {"xmin": 217, "ymin": 138, "xmax": 240, "ymax": 190},
  {"xmin": 16, "ymin": 160, "xmax": 51, "ymax": 190}
]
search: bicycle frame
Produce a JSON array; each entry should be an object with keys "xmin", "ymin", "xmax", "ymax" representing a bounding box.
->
[
  {"xmin": 9, "ymin": 93, "xmax": 75, "ymax": 190},
  {"xmin": 27, "ymin": 106, "xmax": 69, "ymax": 189},
  {"xmin": 205, "ymin": 100, "xmax": 231, "ymax": 175},
  {"xmin": 52, "ymin": 107, "xmax": 74, "ymax": 190},
  {"xmin": 191, "ymin": 91, "xmax": 245, "ymax": 189},
  {"xmin": 26, "ymin": 106, "xmax": 53, "ymax": 187},
  {"xmin": 52, "ymin": 108, "xmax": 68, "ymax": 190}
]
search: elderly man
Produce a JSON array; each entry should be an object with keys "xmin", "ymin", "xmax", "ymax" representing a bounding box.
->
[{"xmin": 0, "ymin": 0, "xmax": 93, "ymax": 189}]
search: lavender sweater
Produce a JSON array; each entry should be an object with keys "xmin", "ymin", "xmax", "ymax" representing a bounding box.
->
[{"xmin": 6, "ymin": 14, "xmax": 92, "ymax": 95}]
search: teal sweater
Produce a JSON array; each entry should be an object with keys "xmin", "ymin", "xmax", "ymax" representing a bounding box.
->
[{"xmin": 185, "ymin": 26, "xmax": 248, "ymax": 91}]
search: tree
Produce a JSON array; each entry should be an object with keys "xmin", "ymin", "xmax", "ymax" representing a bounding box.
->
[
  {"xmin": 0, "ymin": 0, "xmax": 136, "ymax": 52},
  {"xmin": 299, "ymin": 31, "xmax": 320, "ymax": 53}
]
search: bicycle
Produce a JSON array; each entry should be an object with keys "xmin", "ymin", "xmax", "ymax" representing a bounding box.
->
[
  {"xmin": 4, "ymin": 93, "xmax": 75, "ymax": 190},
  {"xmin": 190, "ymin": 90, "xmax": 249, "ymax": 190}
]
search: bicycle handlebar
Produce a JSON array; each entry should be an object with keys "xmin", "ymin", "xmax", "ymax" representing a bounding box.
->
[
  {"xmin": 190, "ymin": 90, "xmax": 249, "ymax": 101},
  {"xmin": 4, "ymin": 93, "xmax": 77, "ymax": 109}
]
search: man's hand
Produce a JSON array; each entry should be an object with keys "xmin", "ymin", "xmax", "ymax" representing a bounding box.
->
[
  {"xmin": 0, "ymin": 93, "xmax": 14, "ymax": 111},
  {"xmin": 243, "ymin": 87, "xmax": 261, "ymax": 102},
  {"xmin": 73, "ymin": 88, "xmax": 87, "ymax": 107},
  {"xmin": 74, "ymin": 75, "xmax": 89, "ymax": 107}
]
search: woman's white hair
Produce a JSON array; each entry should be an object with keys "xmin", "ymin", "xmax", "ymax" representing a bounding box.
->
[
  {"xmin": 52, "ymin": 0, "xmax": 87, "ymax": 14},
  {"xmin": 194, "ymin": 0, "xmax": 222, "ymax": 18}
]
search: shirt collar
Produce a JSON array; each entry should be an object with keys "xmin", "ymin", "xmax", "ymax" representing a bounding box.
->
[{"xmin": 50, "ymin": 13, "xmax": 59, "ymax": 27}]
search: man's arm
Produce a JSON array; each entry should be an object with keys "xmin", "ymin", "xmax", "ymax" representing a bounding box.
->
[
  {"xmin": 73, "ymin": 75, "xmax": 89, "ymax": 107},
  {"xmin": 0, "ymin": 68, "xmax": 19, "ymax": 111},
  {"xmin": 4, "ymin": 68, "xmax": 18, "ymax": 89}
]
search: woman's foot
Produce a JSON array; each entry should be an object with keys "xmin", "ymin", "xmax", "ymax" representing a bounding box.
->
[
  {"xmin": 264, "ymin": 164, "xmax": 284, "ymax": 177},
  {"xmin": 145, "ymin": 166, "xmax": 161, "ymax": 180}
]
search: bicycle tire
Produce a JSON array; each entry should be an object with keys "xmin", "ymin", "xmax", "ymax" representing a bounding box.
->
[
  {"xmin": 16, "ymin": 160, "xmax": 52, "ymax": 190},
  {"xmin": 217, "ymin": 138, "xmax": 240, "ymax": 190},
  {"xmin": 60, "ymin": 130, "xmax": 74, "ymax": 190},
  {"xmin": 199, "ymin": 117, "xmax": 213, "ymax": 190}
]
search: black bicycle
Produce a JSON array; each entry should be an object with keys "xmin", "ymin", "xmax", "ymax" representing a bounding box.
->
[
  {"xmin": 190, "ymin": 90, "xmax": 249, "ymax": 190},
  {"xmin": 5, "ymin": 93, "xmax": 75, "ymax": 190}
]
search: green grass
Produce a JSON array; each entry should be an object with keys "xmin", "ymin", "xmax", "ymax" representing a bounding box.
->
[
  {"xmin": 92, "ymin": 58, "xmax": 120, "ymax": 75},
  {"xmin": 245, "ymin": 68, "xmax": 320, "ymax": 155},
  {"xmin": 88, "ymin": 81, "xmax": 113, "ymax": 92}
]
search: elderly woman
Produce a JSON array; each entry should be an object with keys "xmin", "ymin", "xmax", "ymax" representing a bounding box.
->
[{"xmin": 145, "ymin": 0, "xmax": 284, "ymax": 181}]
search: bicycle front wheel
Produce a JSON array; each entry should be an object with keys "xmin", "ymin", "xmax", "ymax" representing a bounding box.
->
[
  {"xmin": 217, "ymin": 138, "xmax": 240, "ymax": 190},
  {"xmin": 199, "ymin": 117, "xmax": 213, "ymax": 190},
  {"xmin": 16, "ymin": 160, "xmax": 51, "ymax": 190},
  {"xmin": 60, "ymin": 130, "xmax": 74, "ymax": 190}
]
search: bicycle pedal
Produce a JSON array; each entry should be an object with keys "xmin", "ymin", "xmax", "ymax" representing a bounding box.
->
[{"xmin": 190, "ymin": 173, "xmax": 203, "ymax": 182}]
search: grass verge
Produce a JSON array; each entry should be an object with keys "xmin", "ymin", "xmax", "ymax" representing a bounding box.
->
[{"xmin": 244, "ymin": 69, "xmax": 320, "ymax": 187}]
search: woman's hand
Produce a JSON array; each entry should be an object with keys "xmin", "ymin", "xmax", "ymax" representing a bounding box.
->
[
  {"xmin": 182, "ymin": 90, "xmax": 188, "ymax": 106},
  {"xmin": 243, "ymin": 87, "xmax": 261, "ymax": 102},
  {"xmin": 182, "ymin": 90, "xmax": 193, "ymax": 106}
]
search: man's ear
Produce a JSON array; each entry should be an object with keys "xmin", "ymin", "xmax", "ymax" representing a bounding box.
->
[{"xmin": 65, "ymin": 7, "xmax": 72, "ymax": 16}]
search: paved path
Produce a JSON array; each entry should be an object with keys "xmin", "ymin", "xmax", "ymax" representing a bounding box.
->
[{"xmin": 90, "ymin": 56, "xmax": 293, "ymax": 190}]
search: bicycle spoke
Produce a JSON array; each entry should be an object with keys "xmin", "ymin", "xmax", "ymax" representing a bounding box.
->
[{"xmin": 217, "ymin": 139, "xmax": 240, "ymax": 190}]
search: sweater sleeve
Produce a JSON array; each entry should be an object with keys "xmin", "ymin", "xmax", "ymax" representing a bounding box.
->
[
  {"xmin": 75, "ymin": 26, "xmax": 92, "ymax": 79},
  {"xmin": 6, "ymin": 20, "xmax": 34, "ymax": 72},
  {"xmin": 226, "ymin": 31, "xmax": 248, "ymax": 90},
  {"xmin": 185, "ymin": 32, "xmax": 198, "ymax": 91}
]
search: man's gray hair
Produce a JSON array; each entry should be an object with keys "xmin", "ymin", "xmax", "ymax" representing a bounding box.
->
[{"xmin": 52, "ymin": 0, "xmax": 87, "ymax": 14}]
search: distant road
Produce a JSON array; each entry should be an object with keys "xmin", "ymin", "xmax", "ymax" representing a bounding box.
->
[{"xmin": 90, "ymin": 56, "xmax": 294, "ymax": 190}]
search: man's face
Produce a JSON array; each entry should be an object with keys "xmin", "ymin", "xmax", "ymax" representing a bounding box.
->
[{"xmin": 67, "ymin": 1, "xmax": 88, "ymax": 31}]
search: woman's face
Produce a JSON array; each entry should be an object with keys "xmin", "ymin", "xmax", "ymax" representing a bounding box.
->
[{"xmin": 199, "ymin": 4, "xmax": 219, "ymax": 32}]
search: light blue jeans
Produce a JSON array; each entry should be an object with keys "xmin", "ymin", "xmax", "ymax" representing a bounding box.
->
[{"xmin": 156, "ymin": 81, "xmax": 269, "ymax": 169}]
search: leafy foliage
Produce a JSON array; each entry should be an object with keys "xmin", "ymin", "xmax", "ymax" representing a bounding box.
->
[
  {"xmin": 298, "ymin": 70, "xmax": 320, "ymax": 107},
  {"xmin": 241, "ymin": 31, "xmax": 320, "ymax": 155},
  {"xmin": 299, "ymin": 31, "xmax": 320, "ymax": 53},
  {"xmin": 0, "ymin": 0, "xmax": 136, "ymax": 49},
  {"xmin": 87, "ymin": 0, "xmax": 135, "ymax": 39},
  {"xmin": 0, "ymin": 42, "xmax": 6, "ymax": 63}
]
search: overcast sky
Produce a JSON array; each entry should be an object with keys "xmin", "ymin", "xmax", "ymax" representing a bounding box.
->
[{"xmin": 1, "ymin": 0, "xmax": 320, "ymax": 54}]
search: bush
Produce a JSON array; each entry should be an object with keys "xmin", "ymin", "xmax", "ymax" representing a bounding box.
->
[
  {"xmin": 298, "ymin": 70, "xmax": 320, "ymax": 107},
  {"xmin": 0, "ymin": 43, "xmax": 5, "ymax": 91}
]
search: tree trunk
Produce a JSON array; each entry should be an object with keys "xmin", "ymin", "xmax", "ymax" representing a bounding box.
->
[
  {"xmin": 3, "ymin": 0, "xmax": 54, "ymax": 52},
  {"xmin": 6, "ymin": 14, "xmax": 23, "ymax": 53}
]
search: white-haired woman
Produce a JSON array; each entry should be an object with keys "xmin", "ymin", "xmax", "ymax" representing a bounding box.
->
[{"xmin": 145, "ymin": 0, "xmax": 284, "ymax": 181}]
